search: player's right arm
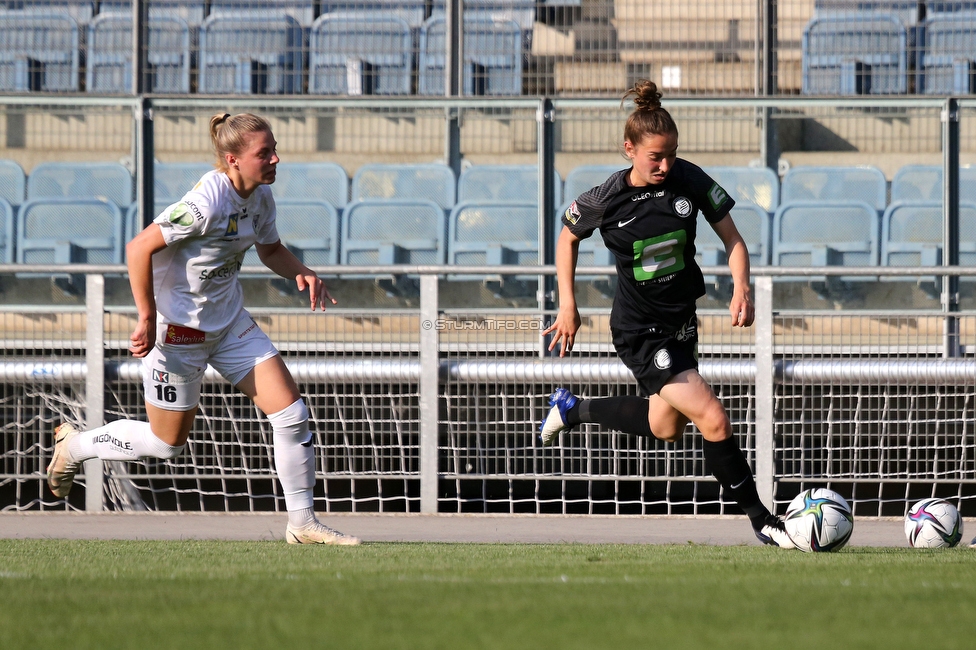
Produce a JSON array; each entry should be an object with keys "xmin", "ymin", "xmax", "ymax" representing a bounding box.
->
[
  {"xmin": 544, "ymin": 225, "xmax": 582, "ymax": 357},
  {"xmin": 125, "ymin": 223, "xmax": 168, "ymax": 358}
]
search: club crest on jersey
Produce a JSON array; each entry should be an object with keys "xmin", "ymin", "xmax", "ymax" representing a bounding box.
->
[
  {"xmin": 672, "ymin": 196, "xmax": 693, "ymax": 217},
  {"xmin": 654, "ymin": 348, "xmax": 672, "ymax": 370},
  {"xmin": 225, "ymin": 212, "xmax": 239, "ymax": 237},
  {"xmin": 152, "ymin": 369, "xmax": 169, "ymax": 383},
  {"xmin": 565, "ymin": 201, "xmax": 581, "ymax": 225}
]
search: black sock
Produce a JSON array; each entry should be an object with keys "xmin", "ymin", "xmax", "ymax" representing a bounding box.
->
[
  {"xmin": 570, "ymin": 396, "xmax": 653, "ymax": 437},
  {"xmin": 703, "ymin": 436, "xmax": 770, "ymax": 529}
]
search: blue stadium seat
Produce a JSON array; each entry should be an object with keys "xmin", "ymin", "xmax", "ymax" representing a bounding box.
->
[
  {"xmin": 125, "ymin": 198, "xmax": 173, "ymax": 243},
  {"xmin": 208, "ymin": 0, "xmax": 317, "ymax": 27},
  {"xmin": 98, "ymin": 1, "xmax": 206, "ymax": 27},
  {"xmin": 697, "ymin": 203, "xmax": 770, "ymax": 299},
  {"xmin": 890, "ymin": 165, "xmax": 942, "ymax": 203},
  {"xmin": 882, "ymin": 201, "xmax": 976, "ymax": 267},
  {"xmin": 27, "ymin": 162, "xmax": 133, "ymax": 208},
  {"xmin": 773, "ymin": 200, "xmax": 880, "ymax": 298},
  {"xmin": 198, "ymin": 14, "xmax": 304, "ymax": 94},
  {"xmin": 704, "ymin": 166, "xmax": 781, "ymax": 213},
  {"xmin": 320, "ymin": 1, "xmax": 426, "ymax": 29},
  {"xmin": 308, "ymin": 13, "xmax": 412, "ymax": 95},
  {"xmin": 16, "ymin": 197, "xmax": 123, "ymax": 265},
  {"xmin": 802, "ymin": 13, "xmax": 908, "ymax": 95},
  {"xmin": 154, "ymin": 162, "xmax": 213, "ymax": 202},
  {"xmin": 351, "ymin": 163, "xmax": 456, "ymax": 210},
  {"xmin": 449, "ymin": 201, "xmax": 538, "ymax": 273},
  {"xmin": 242, "ymin": 199, "xmax": 340, "ymax": 268},
  {"xmin": 0, "ymin": 159, "xmax": 26, "ymax": 209},
  {"xmin": 563, "ymin": 165, "xmax": 623, "ymax": 203},
  {"xmin": 458, "ymin": 165, "xmax": 561, "ymax": 205},
  {"xmin": 881, "ymin": 200, "xmax": 976, "ymax": 296},
  {"xmin": 920, "ymin": 12, "xmax": 976, "ymax": 94},
  {"xmin": 813, "ymin": 1, "xmax": 923, "ymax": 26},
  {"xmin": 6, "ymin": 1, "xmax": 94, "ymax": 25},
  {"xmin": 273, "ymin": 162, "xmax": 348, "ymax": 209},
  {"xmin": 86, "ymin": 13, "xmax": 190, "ymax": 93},
  {"xmin": 0, "ymin": 198, "xmax": 13, "ymax": 263},
  {"xmin": 889, "ymin": 165, "xmax": 976, "ymax": 204},
  {"xmin": 342, "ymin": 199, "xmax": 446, "ymax": 266},
  {"xmin": 418, "ymin": 15, "xmax": 522, "ymax": 96},
  {"xmin": 781, "ymin": 166, "xmax": 887, "ymax": 212},
  {"xmin": 697, "ymin": 202, "xmax": 771, "ymax": 268},
  {"xmin": 0, "ymin": 13, "xmax": 79, "ymax": 91},
  {"xmin": 431, "ymin": 0, "xmax": 536, "ymax": 30}
]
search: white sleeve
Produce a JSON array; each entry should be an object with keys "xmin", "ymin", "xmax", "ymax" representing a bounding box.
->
[
  {"xmin": 254, "ymin": 188, "xmax": 280, "ymax": 245},
  {"xmin": 154, "ymin": 195, "xmax": 217, "ymax": 246}
]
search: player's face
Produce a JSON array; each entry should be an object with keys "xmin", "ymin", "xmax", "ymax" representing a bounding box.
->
[
  {"xmin": 235, "ymin": 129, "xmax": 279, "ymax": 187},
  {"xmin": 624, "ymin": 132, "xmax": 678, "ymax": 186}
]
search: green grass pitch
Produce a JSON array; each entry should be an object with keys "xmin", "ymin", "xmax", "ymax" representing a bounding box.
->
[{"xmin": 1, "ymin": 540, "xmax": 975, "ymax": 649}]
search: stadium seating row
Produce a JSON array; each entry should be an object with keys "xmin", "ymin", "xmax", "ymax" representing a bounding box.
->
[
  {"xmin": 3, "ymin": 159, "xmax": 973, "ymax": 292},
  {"xmin": 803, "ymin": 3, "xmax": 976, "ymax": 94},
  {"xmin": 0, "ymin": 1, "xmax": 528, "ymax": 95}
]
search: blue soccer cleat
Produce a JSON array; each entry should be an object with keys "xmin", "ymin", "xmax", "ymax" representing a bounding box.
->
[{"xmin": 539, "ymin": 388, "xmax": 579, "ymax": 447}]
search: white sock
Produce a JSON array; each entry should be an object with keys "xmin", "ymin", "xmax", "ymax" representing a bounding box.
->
[
  {"xmin": 67, "ymin": 419, "xmax": 185, "ymax": 462},
  {"xmin": 268, "ymin": 399, "xmax": 316, "ymax": 513},
  {"xmin": 288, "ymin": 507, "xmax": 316, "ymax": 528}
]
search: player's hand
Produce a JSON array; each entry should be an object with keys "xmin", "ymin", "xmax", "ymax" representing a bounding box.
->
[
  {"xmin": 129, "ymin": 317, "xmax": 156, "ymax": 358},
  {"xmin": 544, "ymin": 306, "xmax": 582, "ymax": 357},
  {"xmin": 296, "ymin": 272, "xmax": 337, "ymax": 311},
  {"xmin": 729, "ymin": 287, "xmax": 755, "ymax": 327}
]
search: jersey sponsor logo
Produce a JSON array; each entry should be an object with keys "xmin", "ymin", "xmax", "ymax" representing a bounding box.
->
[
  {"xmin": 225, "ymin": 212, "xmax": 239, "ymax": 237},
  {"xmin": 672, "ymin": 197, "xmax": 693, "ymax": 217},
  {"xmin": 236, "ymin": 319, "xmax": 258, "ymax": 340},
  {"xmin": 198, "ymin": 259, "xmax": 242, "ymax": 282},
  {"xmin": 631, "ymin": 190, "xmax": 666, "ymax": 202},
  {"xmin": 632, "ymin": 229, "xmax": 687, "ymax": 282},
  {"xmin": 164, "ymin": 324, "xmax": 205, "ymax": 345},
  {"xmin": 564, "ymin": 201, "xmax": 581, "ymax": 225},
  {"xmin": 167, "ymin": 203, "xmax": 195, "ymax": 227},
  {"xmin": 152, "ymin": 369, "xmax": 169, "ymax": 384},
  {"xmin": 654, "ymin": 348, "xmax": 672, "ymax": 370},
  {"xmin": 707, "ymin": 183, "xmax": 728, "ymax": 211},
  {"xmin": 618, "ymin": 216, "xmax": 637, "ymax": 228}
]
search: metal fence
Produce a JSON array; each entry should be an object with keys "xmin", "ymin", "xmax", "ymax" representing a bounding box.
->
[{"xmin": 2, "ymin": 266, "xmax": 976, "ymax": 517}]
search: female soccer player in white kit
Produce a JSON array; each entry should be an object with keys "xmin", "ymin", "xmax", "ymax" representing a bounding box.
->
[{"xmin": 47, "ymin": 113, "xmax": 359, "ymax": 545}]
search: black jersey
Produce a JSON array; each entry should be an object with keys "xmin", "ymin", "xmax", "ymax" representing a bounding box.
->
[{"xmin": 561, "ymin": 158, "xmax": 735, "ymax": 331}]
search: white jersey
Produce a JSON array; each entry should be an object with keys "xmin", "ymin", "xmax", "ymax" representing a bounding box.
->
[{"xmin": 152, "ymin": 170, "xmax": 279, "ymax": 333}]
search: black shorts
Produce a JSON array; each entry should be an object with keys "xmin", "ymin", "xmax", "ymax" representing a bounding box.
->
[{"xmin": 611, "ymin": 315, "xmax": 699, "ymax": 397}]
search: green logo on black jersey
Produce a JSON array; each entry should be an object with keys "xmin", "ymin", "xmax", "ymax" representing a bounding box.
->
[
  {"xmin": 167, "ymin": 203, "xmax": 194, "ymax": 227},
  {"xmin": 707, "ymin": 183, "xmax": 728, "ymax": 211},
  {"xmin": 632, "ymin": 230, "xmax": 687, "ymax": 281}
]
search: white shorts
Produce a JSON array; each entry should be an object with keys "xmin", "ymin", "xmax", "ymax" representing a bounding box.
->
[{"xmin": 141, "ymin": 308, "xmax": 279, "ymax": 411}]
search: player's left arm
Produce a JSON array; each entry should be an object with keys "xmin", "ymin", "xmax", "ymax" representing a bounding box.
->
[
  {"xmin": 255, "ymin": 240, "xmax": 336, "ymax": 311},
  {"xmin": 710, "ymin": 214, "xmax": 754, "ymax": 327}
]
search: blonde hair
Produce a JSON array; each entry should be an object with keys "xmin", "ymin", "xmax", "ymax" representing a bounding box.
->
[
  {"xmin": 209, "ymin": 112, "xmax": 273, "ymax": 172},
  {"xmin": 621, "ymin": 79, "xmax": 678, "ymax": 146}
]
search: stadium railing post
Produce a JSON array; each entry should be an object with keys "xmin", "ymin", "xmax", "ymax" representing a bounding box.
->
[
  {"xmin": 84, "ymin": 273, "xmax": 105, "ymax": 512},
  {"xmin": 753, "ymin": 275, "xmax": 775, "ymax": 510},
  {"xmin": 419, "ymin": 273, "xmax": 439, "ymax": 513}
]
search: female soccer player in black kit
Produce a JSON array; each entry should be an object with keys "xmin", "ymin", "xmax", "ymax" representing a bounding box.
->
[{"xmin": 540, "ymin": 79, "xmax": 793, "ymax": 548}]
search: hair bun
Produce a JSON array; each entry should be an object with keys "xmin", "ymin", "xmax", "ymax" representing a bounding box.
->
[{"xmin": 629, "ymin": 79, "xmax": 662, "ymax": 111}]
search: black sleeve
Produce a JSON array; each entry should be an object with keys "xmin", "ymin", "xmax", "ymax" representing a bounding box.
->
[
  {"xmin": 560, "ymin": 171, "xmax": 626, "ymax": 239},
  {"xmin": 684, "ymin": 163, "xmax": 736, "ymax": 223}
]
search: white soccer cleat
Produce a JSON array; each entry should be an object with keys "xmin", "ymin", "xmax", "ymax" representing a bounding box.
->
[
  {"xmin": 286, "ymin": 521, "xmax": 361, "ymax": 546},
  {"xmin": 47, "ymin": 422, "xmax": 81, "ymax": 498},
  {"xmin": 755, "ymin": 515, "xmax": 797, "ymax": 549},
  {"xmin": 539, "ymin": 387, "xmax": 579, "ymax": 447}
]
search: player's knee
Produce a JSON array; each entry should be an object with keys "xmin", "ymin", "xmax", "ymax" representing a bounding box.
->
[
  {"xmin": 697, "ymin": 403, "xmax": 732, "ymax": 442},
  {"xmin": 268, "ymin": 399, "xmax": 309, "ymax": 434}
]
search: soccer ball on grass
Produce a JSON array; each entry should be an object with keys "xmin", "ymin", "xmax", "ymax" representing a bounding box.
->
[
  {"xmin": 784, "ymin": 488, "xmax": 854, "ymax": 552},
  {"xmin": 904, "ymin": 498, "xmax": 963, "ymax": 548}
]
